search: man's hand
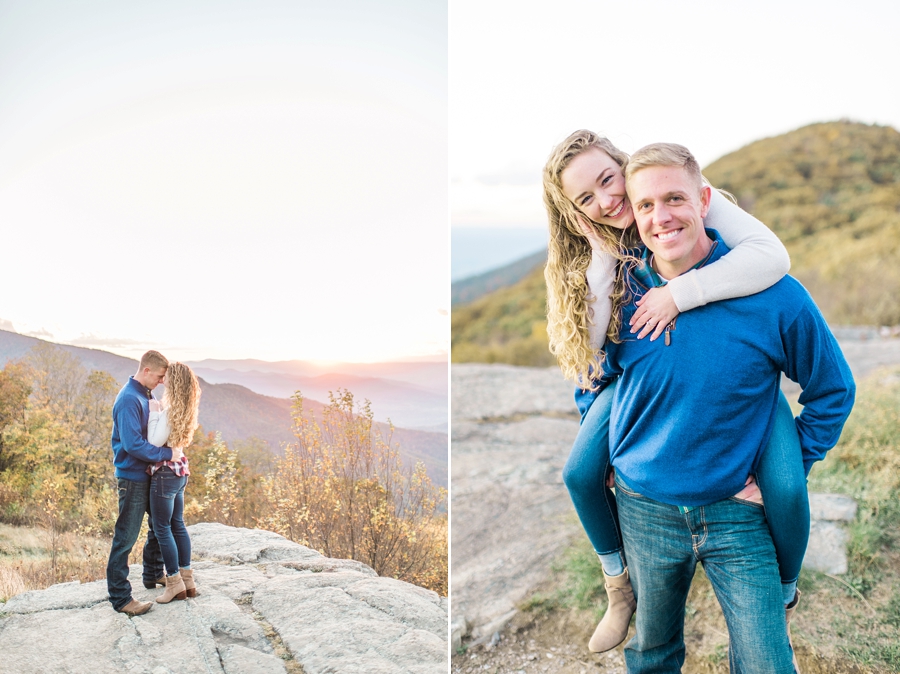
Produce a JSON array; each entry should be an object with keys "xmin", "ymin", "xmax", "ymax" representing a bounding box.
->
[
  {"xmin": 630, "ymin": 286, "xmax": 680, "ymax": 340},
  {"xmin": 606, "ymin": 467, "xmax": 615, "ymax": 489},
  {"xmin": 733, "ymin": 475, "xmax": 763, "ymax": 505},
  {"xmin": 170, "ymin": 447, "xmax": 184, "ymax": 462}
]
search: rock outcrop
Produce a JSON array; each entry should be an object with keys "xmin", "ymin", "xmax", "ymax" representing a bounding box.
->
[
  {"xmin": 805, "ymin": 493, "xmax": 858, "ymax": 574},
  {"xmin": 0, "ymin": 523, "xmax": 447, "ymax": 674}
]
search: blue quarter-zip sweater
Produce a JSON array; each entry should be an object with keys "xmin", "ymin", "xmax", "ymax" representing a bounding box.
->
[
  {"xmin": 597, "ymin": 229, "xmax": 855, "ymax": 507},
  {"xmin": 111, "ymin": 377, "xmax": 173, "ymax": 481}
]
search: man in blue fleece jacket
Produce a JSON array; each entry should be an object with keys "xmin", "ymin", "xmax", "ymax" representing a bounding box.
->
[
  {"xmin": 106, "ymin": 350, "xmax": 177, "ymax": 616},
  {"xmin": 602, "ymin": 143, "xmax": 855, "ymax": 673}
]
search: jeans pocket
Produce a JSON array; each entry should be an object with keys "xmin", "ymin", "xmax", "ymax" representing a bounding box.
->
[
  {"xmin": 728, "ymin": 496, "xmax": 765, "ymax": 510},
  {"xmin": 154, "ymin": 476, "xmax": 178, "ymax": 500},
  {"xmin": 614, "ymin": 477, "xmax": 644, "ymax": 498}
]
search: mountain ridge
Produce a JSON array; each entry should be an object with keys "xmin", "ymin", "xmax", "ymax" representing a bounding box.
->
[{"xmin": 0, "ymin": 329, "xmax": 447, "ymax": 486}]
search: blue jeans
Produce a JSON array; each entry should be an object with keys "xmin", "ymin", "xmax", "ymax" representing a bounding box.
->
[
  {"xmin": 756, "ymin": 395, "xmax": 809, "ymax": 584},
  {"xmin": 106, "ymin": 477, "xmax": 165, "ymax": 611},
  {"xmin": 563, "ymin": 383, "xmax": 809, "ymax": 583},
  {"xmin": 149, "ymin": 466, "xmax": 191, "ymax": 576},
  {"xmin": 616, "ymin": 476, "xmax": 794, "ymax": 673},
  {"xmin": 562, "ymin": 383, "xmax": 621, "ymax": 555}
]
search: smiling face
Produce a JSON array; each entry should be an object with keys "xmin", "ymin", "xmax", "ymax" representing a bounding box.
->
[
  {"xmin": 560, "ymin": 148, "xmax": 634, "ymax": 230},
  {"xmin": 627, "ymin": 164, "xmax": 712, "ymax": 278}
]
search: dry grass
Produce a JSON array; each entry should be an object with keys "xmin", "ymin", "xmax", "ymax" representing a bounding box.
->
[{"xmin": 0, "ymin": 523, "xmax": 110, "ymax": 602}]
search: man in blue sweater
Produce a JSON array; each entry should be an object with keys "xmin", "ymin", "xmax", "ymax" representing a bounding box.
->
[
  {"xmin": 106, "ymin": 350, "xmax": 179, "ymax": 616},
  {"xmin": 601, "ymin": 143, "xmax": 855, "ymax": 672}
]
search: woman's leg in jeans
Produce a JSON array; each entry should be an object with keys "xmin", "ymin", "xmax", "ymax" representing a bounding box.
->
[
  {"xmin": 755, "ymin": 392, "xmax": 809, "ymax": 604},
  {"xmin": 149, "ymin": 468, "xmax": 182, "ymax": 577},
  {"xmin": 170, "ymin": 479, "xmax": 191, "ymax": 569},
  {"xmin": 562, "ymin": 381, "xmax": 624, "ymax": 574}
]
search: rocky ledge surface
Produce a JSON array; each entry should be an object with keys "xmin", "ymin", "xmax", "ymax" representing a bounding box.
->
[{"xmin": 0, "ymin": 522, "xmax": 447, "ymax": 674}]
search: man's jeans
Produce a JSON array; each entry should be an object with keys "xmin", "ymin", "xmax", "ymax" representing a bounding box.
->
[
  {"xmin": 616, "ymin": 475, "xmax": 794, "ymax": 673},
  {"xmin": 106, "ymin": 477, "xmax": 164, "ymax": 611}
]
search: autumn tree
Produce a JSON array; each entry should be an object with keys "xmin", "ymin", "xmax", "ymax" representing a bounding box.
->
[
  {"xmin": 0, "ymin": 345, "xmax": 117, "ymax": 527},
  {"xmin": 25, "ymin": 343, "xmax": 85, "ymax": 422},
  {"xmin": 0, "ymin": 361, "xmax": 31, "ymax": 473},
  {"xmin": 185, "ymin": 432, "xmax": 241, "ymax": 526},
  {"xmin": 259, "ymin": 390, "xmax": 447, "ymax": 594}
]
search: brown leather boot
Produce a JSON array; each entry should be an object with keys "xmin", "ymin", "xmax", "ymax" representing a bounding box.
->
[
  {"xmin": 785, "ymin": 590, "xmax": 801, "ymax": 673},
  {"xmin": 155, "ymin": 573, "xmax": 187, "ymax": 603},
  {"xmin": 118, "ymin": 598, "xmax": 153, "ymax": 616},
  {"xmin": 588, "ymin": 568, "xmax": 636, "ymax": 653},
  {"xmin": 180, "ymin": 567, "xmax": 198, "ymax": 598}
]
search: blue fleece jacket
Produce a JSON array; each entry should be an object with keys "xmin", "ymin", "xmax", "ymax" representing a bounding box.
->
[
  {"xmin": 595, "ymin": 229, "xmax": 855, "ymax": 507},
  {"xmin": 111, "ymin": 377, "xmax": 173, "ymax": 481}
]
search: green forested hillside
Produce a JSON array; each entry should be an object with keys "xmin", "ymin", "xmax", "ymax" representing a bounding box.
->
[
  {"xmin": 451, "ymin": 262, "xmax": 555, "ymax": 366},
  {"xmin": 452, "ymin": 121, "xmax": 900, "ymax": 365}
]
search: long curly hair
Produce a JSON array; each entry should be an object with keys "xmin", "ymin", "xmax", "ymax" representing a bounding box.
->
[
  {"xmin": 162, "ymin": 362, "xmax": 201, "ymax": 449},
  {"xmin": 542, "ymin": 130, "xmax": 641, "ymax": 387}
]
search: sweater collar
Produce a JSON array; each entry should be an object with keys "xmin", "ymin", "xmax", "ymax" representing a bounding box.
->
[
  {"xmin": 634, "ymin": 228, "xmax": 727, "ymax": 289},
  {"xmin": 128, "ymin": 376, "xmax": 152, "ymax": 400}
]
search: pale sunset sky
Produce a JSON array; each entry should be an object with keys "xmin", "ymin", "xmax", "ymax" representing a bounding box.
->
[
  {"xmin": 0, "ymin": 0, "xmax": 447, "ymax": 363},
  {"xmin": 451, "ymin": 0, "xmax": 900, "ymax": 230}
]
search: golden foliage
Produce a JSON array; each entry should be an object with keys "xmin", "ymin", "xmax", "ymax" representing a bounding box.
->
[
  {"xmin": 183, "ymin": 432, "xmax": 241, "ymax": 526},
  {"xmin": 258, "ymin": 390, "xmax": 447, "ymax": 594}
]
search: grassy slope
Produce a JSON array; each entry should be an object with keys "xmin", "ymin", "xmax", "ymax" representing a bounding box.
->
[
  {"xmin": 452, "ymin": 121, "xmax": 900, "ymax": 365},
  {"xmin": 451, "ymin": 263, "xmax": 554, "ymax": 366}
]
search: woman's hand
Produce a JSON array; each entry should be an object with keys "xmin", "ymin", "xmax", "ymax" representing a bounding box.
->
[
  {"xmin": 149, "ymin": 399, "xmax": 161, "ymax": 413},
  {"xmin": 576, "ymin": 214, "xmax": 611, "ymax": 255},
  {"xmin": 170, "ymin": 447, "xmax": 184, "ymax": 462},
  {"xmin": 630, "ymin": 286, "xmax": 680, "ymax": 340}
]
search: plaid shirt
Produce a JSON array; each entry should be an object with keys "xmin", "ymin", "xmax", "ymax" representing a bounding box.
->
[{"xmin": 147, "ymin": 455, "xmax": 190, "ymax": 477}]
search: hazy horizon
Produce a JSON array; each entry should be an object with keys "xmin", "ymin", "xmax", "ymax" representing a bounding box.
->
[
  {"xmin": 0, "ymin": 324, "xmax": 447, "ymax": 366},
  {"xmin": 0, "ymin": 0, "xmax": 448, "ymax": 364}
]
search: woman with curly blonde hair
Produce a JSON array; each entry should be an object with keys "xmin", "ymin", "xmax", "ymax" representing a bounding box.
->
[
  {"xmin": 544, "ymin": 129, "xmax": 808, "ymax": 653},
  {"xmin": 146, "ymin": 362, "xmax": 202, "ymax": 604}
]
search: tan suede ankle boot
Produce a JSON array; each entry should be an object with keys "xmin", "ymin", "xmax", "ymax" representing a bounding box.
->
[
  {"xmin": 180, "ymin": 567, "xmax": 198, "ymax": 598},
  {"xmin": 155, "ymin": 573, "xmax": 187, "ymax": 603},
  {"xmin": 588, "ymin": 568, "xmax": 636, "ymax": 653}
]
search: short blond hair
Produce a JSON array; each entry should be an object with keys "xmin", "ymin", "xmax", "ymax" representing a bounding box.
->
[
  {"xmin": 625, "ymin": 142, "xmax": 703, "ymax": 192},
  {"xmin": 139, "ymin": 350, "xmax": 169, "ymax": 371}
]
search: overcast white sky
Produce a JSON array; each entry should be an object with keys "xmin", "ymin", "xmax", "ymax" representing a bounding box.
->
[
  {"xmin": 0, "ymin": 0, "xmax": 447, "ymax": 363},
  {"xmin": 450, "ymin": 0, "xmax": 900, "ymax": 228}
]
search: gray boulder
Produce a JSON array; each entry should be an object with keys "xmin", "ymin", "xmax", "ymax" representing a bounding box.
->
[
  {"xmin": 0, "ymin": 522, "xmax": 447, "ymax": 674},
  {"xmin": 803, "ymin": 493, "xmax": 858, "ymax": 575}
]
